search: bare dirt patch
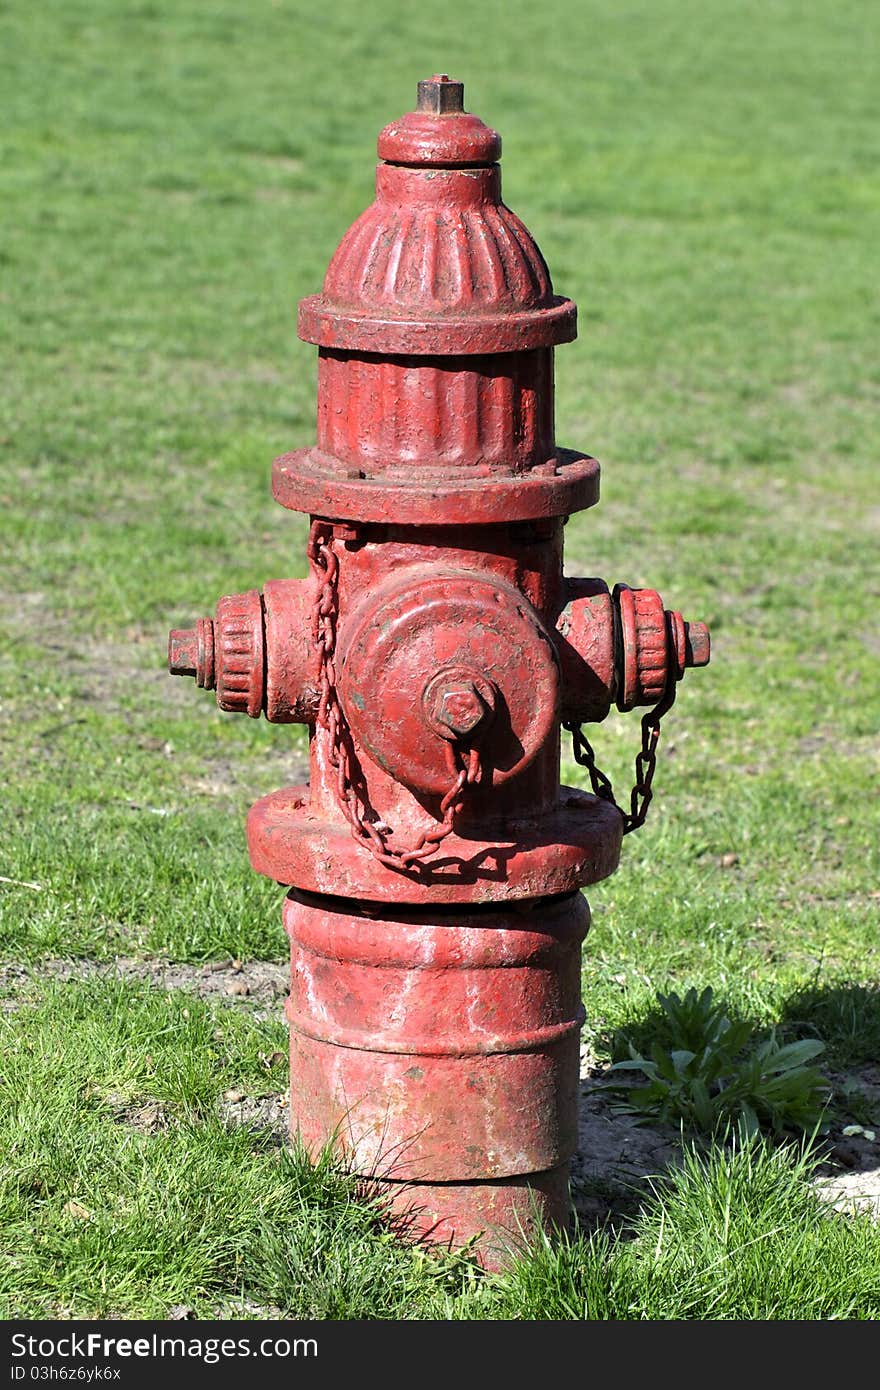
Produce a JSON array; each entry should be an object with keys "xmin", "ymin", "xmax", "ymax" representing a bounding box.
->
[
  {"xmin": 0, "ymin": 956, "xmax": 288, "ymax": 1020},
  {"xmin": 572, "ymin": 1055, "xmax": 682, "ymax": 1232},
  {"xmin": 182, "ymin": 749, "xmax": 309, "ymax": 805},
  {"xmin": 814, "ymin": 1066, "xmax": 880, "ymax": 1219},
  {"xmin": 95, "ymin": 1093, "xmax": 171, "ymax": 1134},
  {"xmin": 218, "ymin": 1089, "xmax": 289, "ymax": 1137},
  {"xmin": 3, "ymin": 592, "xmax": 165, "ymax": 716}
]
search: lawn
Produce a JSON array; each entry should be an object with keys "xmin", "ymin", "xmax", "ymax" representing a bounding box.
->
[{"xmin": 1, "ymin": 0, "xmax": 878, "ymax": 1319}]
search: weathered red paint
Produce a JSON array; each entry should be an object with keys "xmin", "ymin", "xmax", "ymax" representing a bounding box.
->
[
  {"xmin": 285, "ymin": 889, "xmax": 587, "ymax": 1262},
  {"xmin": 168, "ymin": 75, "xmax": 710, "ymax": 1267}
]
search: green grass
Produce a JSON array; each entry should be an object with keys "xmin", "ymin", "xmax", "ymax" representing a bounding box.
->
[
  {"xmin": 490, "ymin": 1139, "xmax": 880, "ymax": 1321},
  {"xmin": 1, "ymin": 0, "xmax": 878, "ymax": 1318}
]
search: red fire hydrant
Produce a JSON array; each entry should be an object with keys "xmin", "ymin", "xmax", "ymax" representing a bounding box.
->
[{"xmin": 169, "ymin": 76, "xmax": 709, "ymax": 1265}]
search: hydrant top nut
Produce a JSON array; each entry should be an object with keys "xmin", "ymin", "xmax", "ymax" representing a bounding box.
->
[
  {"xmin": 378, "ymin": 73, "xmax": 502, "ymax": 167},
  {"xmin": 416, "ymin": 74, "xmax": 465, "ymax": 114}
]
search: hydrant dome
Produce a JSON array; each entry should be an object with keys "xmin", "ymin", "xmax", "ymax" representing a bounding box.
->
[
  {"xmin": 320, "ymin": 192, "xmax": 557, "ymax": 319},
  {"xmin": 297, "ymin": 76, "xmax": 576, "ymax": 355}
]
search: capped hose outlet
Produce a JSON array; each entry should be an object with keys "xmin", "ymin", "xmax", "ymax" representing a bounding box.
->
[{"xmin": 168, "ymin": 580, "xmax": 316, "ymax": 723}]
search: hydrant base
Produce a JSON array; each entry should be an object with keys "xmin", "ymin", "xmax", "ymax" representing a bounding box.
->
[
  {"xmin": 284, "ymin": 888, "xmax": 589, "ymax": 1261},
  {"xmin": 375, "ymin": 1167, "xmax": 572, "ymax": 1272}
]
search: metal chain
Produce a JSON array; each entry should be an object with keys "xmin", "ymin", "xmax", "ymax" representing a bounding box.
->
[
  {"xmin": 307, "ymin": 520, "xmax": 478, "ymax": 870},
  {"xmin": 563, "ymin": 625, "xmax": 678, "ymax": 835}
]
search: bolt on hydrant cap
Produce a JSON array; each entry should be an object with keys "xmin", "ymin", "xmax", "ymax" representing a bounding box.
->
[
  {"xmin": 684, "ymin": 621, "xmax": 711, "ymax": 667},
  {"xmin": 438, "ymin": 685, "xmax": 488, "ymax": 737},
  {"xmin": 422, "ymin": 668, "xmax": 497, "ymax": 742}
]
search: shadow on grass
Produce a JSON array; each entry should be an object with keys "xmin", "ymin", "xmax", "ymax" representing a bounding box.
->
[
  {"xmin": 779, "ymin": 980, "xmax": 880, "ymax": 1068},
  {"xmin": 569, "ymin": 978, "xmax": 873, "ymax": 1239},
  {"xmin": 573, "ymin": 981, "xmax": 880, "ymax": 1239}
]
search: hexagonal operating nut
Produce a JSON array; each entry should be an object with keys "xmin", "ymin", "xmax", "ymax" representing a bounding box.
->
[
  {"xmin": 168, "ymin": 617, "xmax": 215, "ymax": 689},
  {"xmin": 422, "ymin": 668, "xmax": 497, "ymax": 742},
  {"xmin": 684, "ymin": 621, "xmax": 710, "ymax": 667},
  {"xmin": 417, "ymin": 75, "xmax": 465, "ymax": 114},
  {"xmin": 438, "ymin": 685, "xmax": 487, "ymax": 736},
  {"xmin": 168, "ymin": 629, "xmax": 197, "ymax": 677}
]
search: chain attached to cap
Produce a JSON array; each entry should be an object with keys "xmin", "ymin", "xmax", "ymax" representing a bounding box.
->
[
  {"xmin": 563, "ymin": 613, "xmax": 678, "ymax": 835},
  {"xmin": 307, "ymin": 521, "xmax": 479, "ymax": 871}
]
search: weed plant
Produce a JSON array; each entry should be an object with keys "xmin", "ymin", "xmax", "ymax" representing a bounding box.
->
[{"xmin": 609, "ymin": 987, "xmax": 829, "ymax": 1137}]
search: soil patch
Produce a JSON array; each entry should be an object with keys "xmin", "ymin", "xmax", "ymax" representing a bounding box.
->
[{"xmin": 0, "ymin": 956, "xmax": 288, "ymax": 1021}]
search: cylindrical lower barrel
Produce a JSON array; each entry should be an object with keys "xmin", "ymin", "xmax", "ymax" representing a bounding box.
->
[{"xmin": 283, "ymin": 888, "xmax": 589, "ymax": 1265}]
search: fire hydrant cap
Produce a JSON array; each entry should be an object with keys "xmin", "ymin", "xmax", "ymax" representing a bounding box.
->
[{"xmin": 377, "ymin": 74, "xmax": 502, "ymax": 167}]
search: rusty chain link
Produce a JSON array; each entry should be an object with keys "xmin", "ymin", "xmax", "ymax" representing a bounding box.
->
[
  {"xmin": 563, "ymin": 619, "xmax": 678, "ymax": 835},
  {"xmin": 307, "ymin": 520, "xmax": 478, "ymax": 870}
]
